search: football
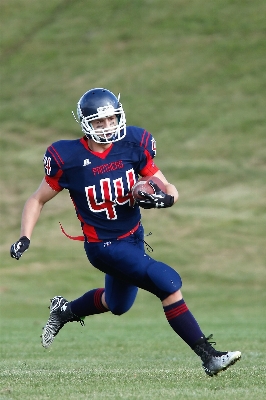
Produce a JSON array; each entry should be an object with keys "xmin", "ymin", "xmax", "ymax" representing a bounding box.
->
[{"xmin": 131, "ymin": 176, "xmax": 166, "ymax": 200}]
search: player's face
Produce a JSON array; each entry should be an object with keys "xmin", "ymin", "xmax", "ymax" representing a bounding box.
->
[{"xmin": 90, "ymin": 115, "xmax": 118, "ymax": 138}]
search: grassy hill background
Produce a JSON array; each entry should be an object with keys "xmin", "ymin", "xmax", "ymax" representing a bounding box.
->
[{"xmin": 0, "ymin": 0, "xmax": 265, "ymax": 398}]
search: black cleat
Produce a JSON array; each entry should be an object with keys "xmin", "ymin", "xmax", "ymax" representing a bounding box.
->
[{"xmin": 41, "ymin": 296, "xmax": 84, "ymax": 348}]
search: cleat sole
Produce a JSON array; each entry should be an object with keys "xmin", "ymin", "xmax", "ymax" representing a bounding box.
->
[{"xmin": 206, "ymin": 353, "xmax": 241, "ymax": 377}]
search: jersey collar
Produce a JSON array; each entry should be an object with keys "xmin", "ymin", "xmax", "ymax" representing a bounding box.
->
[{"xmin": 80, "ymin": 137, "xmax": 113, "ymax": 159}]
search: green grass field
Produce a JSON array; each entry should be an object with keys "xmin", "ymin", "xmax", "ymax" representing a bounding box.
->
[{"xmin": 0, "ymin": 0, "xmax": 266, "ymax": 398}]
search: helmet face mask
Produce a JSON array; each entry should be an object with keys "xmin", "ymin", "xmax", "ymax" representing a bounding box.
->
[{"xmin": 76, "ymin": 88, "xmax": 126, "ymax": 144}]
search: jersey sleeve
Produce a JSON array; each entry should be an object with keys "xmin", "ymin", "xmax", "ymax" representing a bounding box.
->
[
  {"xmin": 138, "ymin": 129, "xmax": 159, "ymax": 176},
  {"xmin": 43, "ymin": 144, "xmax": 66, "ymax": 191}
]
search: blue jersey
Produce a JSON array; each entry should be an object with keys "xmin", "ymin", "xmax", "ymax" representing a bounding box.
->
[{"xmin": 43, "ymin": 126, "xmax": 158, "ymax": 241}]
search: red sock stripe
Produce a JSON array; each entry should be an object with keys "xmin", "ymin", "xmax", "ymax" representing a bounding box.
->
[
  {"xmin": 165, "ymin": 303, "xmax": 189, "ymax": 321},
  {"xmin": 94, "ymin": 288, "xmax": 106, "ymax": 312}
]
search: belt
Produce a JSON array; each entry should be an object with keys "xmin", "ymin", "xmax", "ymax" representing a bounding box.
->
[
  {"xmin": 87, "ymin": 221, "xmax": 140, "ymax": 242},
  {"xmin": 117, "ymin": 222, "xmax": 140, "ymax": 240},
  {"xmin": 59, "ymin": 221, "xmax": 140, "ymax": 243}
]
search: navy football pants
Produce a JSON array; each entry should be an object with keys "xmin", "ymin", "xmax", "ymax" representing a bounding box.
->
[{"xmin": 84, "ymin": 224, "xmax": 182, "ymax": 315}]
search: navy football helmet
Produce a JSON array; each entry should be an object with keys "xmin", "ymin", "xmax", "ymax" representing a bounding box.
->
[{"xmin": 75, "ymin": 88, "xmax": 126, "ymax": 143}]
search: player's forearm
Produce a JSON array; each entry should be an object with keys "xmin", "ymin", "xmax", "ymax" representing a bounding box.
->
[
  {"xmin": 165, "ymin": 183, "xmax": 179, "ymax": 203},
  {"xmin": 152, "ymin": 171, "xmax": 179, "ymax": 204},
  {"xmin": 20, "ymin": 196, "xmax": 44, "ymax": 239}
]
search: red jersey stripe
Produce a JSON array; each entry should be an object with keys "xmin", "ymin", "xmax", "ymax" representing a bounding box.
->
[
  {"xmin": 47, "ymin": 145, "xmax": 64, "ymax": 168},
  {"xmin": 140, "ymin": 130, "xmax": 147, "ymax": 147},
  {"xmin": 45, "ymin": 173, "xmax": 63, "ymax": 192}
]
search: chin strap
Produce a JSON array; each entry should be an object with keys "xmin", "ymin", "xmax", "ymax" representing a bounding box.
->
[{"xmin": 72, "ymin": 110, "xmax": 80, "ymax": 124}]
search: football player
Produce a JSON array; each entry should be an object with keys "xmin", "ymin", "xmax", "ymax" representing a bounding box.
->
[{"xmin": 10, "ymin": 88, "xmax": 241, "ymax": 376}]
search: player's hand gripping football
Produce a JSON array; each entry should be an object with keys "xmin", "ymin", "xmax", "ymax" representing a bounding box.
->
[
  {"xmin": 136, "ymin": 180, "xmax": 174, "ymax": 209},
  {"xmin": 10, "ymin": 236, "xmax": 30, "ymax": 260}
]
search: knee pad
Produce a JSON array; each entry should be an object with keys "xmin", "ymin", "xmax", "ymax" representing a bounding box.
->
[
  {"xmin": 146, "ymin": 262, "xmax": 182, "ymax": 300},
  {"xmin": 108, "ymin": 302, "xmax": 132, "ymax": 316},
  {"xmin": 105, "ymin": 287, "xmax": 138, "ymax": 316}
]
